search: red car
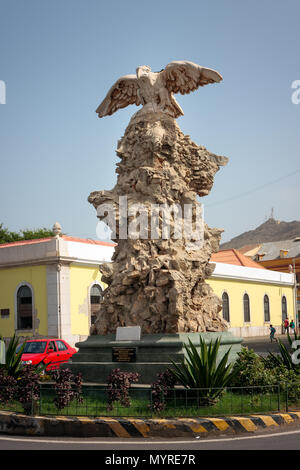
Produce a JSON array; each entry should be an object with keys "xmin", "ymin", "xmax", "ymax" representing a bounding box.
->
[{"xmin": 19, "ymin": 339, "xmax": 77, "ymax": 371}]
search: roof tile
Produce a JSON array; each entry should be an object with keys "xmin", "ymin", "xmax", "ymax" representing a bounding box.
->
[{"xmin": 211, "ymin": 249, "xmax": 266, "ymax": 269}]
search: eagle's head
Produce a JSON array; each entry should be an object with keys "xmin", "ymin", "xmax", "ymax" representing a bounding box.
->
[{"xmin": 136, "ymin": 65, "xmax": 151, "ymax": 79}]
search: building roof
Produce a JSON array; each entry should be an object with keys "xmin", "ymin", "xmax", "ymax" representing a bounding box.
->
[
  {"xmin": 237, "ymin": 244, "xmax": 261, "ymax": 254},
  {"xmin": 256, "ymin": 238, "xmax": 300, "ymax": 261},
  {"xmin": 211, "ymin": 249, "xmax": 266, "ymax": 269},
  {"xmin": 0, "ymin": 235, "xmax": 116, "ymax": 249},
  {"xmin": 0, "ymin": 237, "xmax": 53, "ymax": 248},
  {"xmin": 238, "ymin": 244, "xmax": 262, "ymax": 257},
  {"xmin": 61, "ymin": 236, "xmax": 116, "ymax": 247},
  {"xmin": 0, "ymin": 235, "xmax": 115, "ymax": 268}
]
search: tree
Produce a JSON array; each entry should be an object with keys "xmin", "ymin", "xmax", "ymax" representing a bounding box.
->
[{"xmin": 0, "ymin": 223, "xmax": 54, "ymax": 244}]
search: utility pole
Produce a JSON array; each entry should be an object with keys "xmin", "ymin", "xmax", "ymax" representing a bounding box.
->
[{"xmin": 293, "ymin": 259, "xmax": 298, "ymax": 333}]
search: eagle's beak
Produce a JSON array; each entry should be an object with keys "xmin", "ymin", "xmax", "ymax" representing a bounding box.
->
[{"xmin": 136, "ymin": 67, "xmax": 143, "ymax": 79}]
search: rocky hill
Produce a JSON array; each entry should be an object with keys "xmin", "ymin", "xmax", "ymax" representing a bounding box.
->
[{"xmin": 220, "ymin": 218, "xmax": 300, "ymax": 250}]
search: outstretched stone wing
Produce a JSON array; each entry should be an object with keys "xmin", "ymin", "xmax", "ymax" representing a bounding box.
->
[
  {"xmin": 161, "ymin": 61, "xmax": 222, "ymax": 95},
  {"xmin": 96, "ymin": 75, "xmax": 142, "ymax": 118}
]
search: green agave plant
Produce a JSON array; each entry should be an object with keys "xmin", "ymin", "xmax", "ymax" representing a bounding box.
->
[
  {"xmin": 169, "ymin": 336, "xmax": 239, "ymax": 403},
  {"xmin": 0, "ymin": 333, "xmax": 26, "ymax": 377}
]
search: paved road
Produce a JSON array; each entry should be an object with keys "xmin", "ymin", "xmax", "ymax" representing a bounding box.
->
[{"xmin": 241, "ymin": 334, "xmax": 290, "ymax": 356}]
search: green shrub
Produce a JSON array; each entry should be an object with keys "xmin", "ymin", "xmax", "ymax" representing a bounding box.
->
[
  {"xmin": 230, "ymin": 347, "xmax": 300, "ymax": 402},
  {"xmin": 230, "ymin": 347, "xmax": 276, "ymax": 392},
  {"xmin": 263, "ymin": 356, "xmax": 300, "ymax": 402}
]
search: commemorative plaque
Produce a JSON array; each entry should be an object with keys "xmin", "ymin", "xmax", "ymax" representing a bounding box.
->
[{"xmin": 112, "ymin": 347, "xmax": 137, "ymax": 363}]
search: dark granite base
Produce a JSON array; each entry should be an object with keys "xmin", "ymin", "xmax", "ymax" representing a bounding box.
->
[{"xmin": 65, "ymin": 332, "xmax": 243, "ymax": 384}]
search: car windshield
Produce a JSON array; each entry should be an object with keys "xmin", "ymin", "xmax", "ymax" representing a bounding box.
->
[{"xmin": 22, "ymin": 341, "xmax": 47, "ymax": 354}]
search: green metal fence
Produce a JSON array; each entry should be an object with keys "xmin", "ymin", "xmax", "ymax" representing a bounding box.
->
[{"xmin": 1, "ymin": 383, "xmax": 300, "ymax": 418}]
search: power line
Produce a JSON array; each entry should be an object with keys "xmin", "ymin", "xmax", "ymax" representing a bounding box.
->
[{"xmin": 207, "ymin": 169, "xmax": 300, "ymax": 208}]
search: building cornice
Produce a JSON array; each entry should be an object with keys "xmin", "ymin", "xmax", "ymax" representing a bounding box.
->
[
  {"xmin": 0, "ymin": 256, "xmax": 108, "ymax": 270},
  {"xmin": 210, "ymin": 272, "xmax": 294, "ymax": 286},
  {"xmin": 210, "ymin": 262, "xmax": 294, "ymax": 287}
]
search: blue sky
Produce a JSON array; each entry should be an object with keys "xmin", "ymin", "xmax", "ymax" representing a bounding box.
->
[{"xmin": 0, "ymin": 0, "xmax": 299, "ymax": 243}]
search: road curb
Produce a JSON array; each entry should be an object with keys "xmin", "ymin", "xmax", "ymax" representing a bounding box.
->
[{"xmin": 0, "ymin": 410, "xmax": 300, "ymax": 438}]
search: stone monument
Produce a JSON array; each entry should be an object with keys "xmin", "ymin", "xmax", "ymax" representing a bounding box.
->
[{"xmin": 70, "ymin": 61, "xmax": 242, "ymax": 383}]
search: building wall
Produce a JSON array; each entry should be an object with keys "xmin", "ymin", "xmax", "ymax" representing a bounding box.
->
[
  {"xmin": 69, "ymin": 264, "xmax": 105, "ymax": 339},
  {"xmin": 0, "ymin": 263, "xmax": 106, "ymax": 346},
  {"xmin": 0, "ymin": 236, "xmax": 114, "ymax": 346},
  {"xmin": 207, "ymin": 276, "xmax": 295, "ymax": 337},
  {"xmin": 0, "ymin": 265, "xmax": 48, "ymax": 338}
]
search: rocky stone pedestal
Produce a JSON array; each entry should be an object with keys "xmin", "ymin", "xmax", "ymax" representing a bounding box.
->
[
  {"xmin": 89, "ymin": 111, "xmax": 230, "ymax": 336},
  {"xmin": 72, "ymin": 108, "xmax": 244, "ymax": 384},
  {"xmin": 67, "ymin": 332, "xmax": 243, "ymax": 384}
]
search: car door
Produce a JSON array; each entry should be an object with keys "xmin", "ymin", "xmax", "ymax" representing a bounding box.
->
[
  {"xmin": 55, "ymin": 340, "xmax": 72, "ymax": 366},
  {"xmin": 44, "ymin": 340, "xmax": 60, "ymax": 370}
]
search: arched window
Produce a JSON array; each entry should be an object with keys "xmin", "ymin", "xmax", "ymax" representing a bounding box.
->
[
  {"xmin": 17, "ymin": 285, "xmax": 33, "ymax": 330},
  {"xmin": 222, "ymin": 292, "xmax": 230, "ymax": 322},
  {"xmin": 90, "ymin": 284, "xmax": 103, "ymax": 326},
  {"xmin": 282, "ymin": 296, "xmax": 287, "ymax": 321},
  {"xmin": 264, "ymin": 295, "xmax": 270, "ymax": 322},
  {"xmin": 243, "ymin": 293, "xmax": 251, "ymax": 323}
]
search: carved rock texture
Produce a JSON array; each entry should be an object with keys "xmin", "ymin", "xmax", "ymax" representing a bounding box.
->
[{"xmin": 89, "ymin": 111, "xmax": 228, "ymax": 334}]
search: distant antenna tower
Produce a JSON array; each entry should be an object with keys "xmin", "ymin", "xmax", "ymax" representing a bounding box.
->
[{"xmin": 270, "ymin": 207, "xmax": 274, "ymax": 219}]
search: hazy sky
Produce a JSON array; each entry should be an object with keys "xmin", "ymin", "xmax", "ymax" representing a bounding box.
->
[{"xmin": 0, "ymin": 0, "xmax": 299, "ymax": 243}]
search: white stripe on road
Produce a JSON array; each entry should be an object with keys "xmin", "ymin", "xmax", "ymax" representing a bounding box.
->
[{"xmin": 1, "ymin": 428, "xmax": 300, "ymax": 445}]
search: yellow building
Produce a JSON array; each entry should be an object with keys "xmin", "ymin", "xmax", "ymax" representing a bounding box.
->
[
  {"xmin": 209, "ymin": 249, "xmax": 296, "ymax": 337},
  {"xmin": 0, "ymin": 227, "xmax": 115, "ymax": 346},
  {"xmin": 0, "ymin": 234, "xmax": 295, "ymax": 344}
]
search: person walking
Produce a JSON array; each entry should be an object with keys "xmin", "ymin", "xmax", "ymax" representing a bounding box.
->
[
  {"xmin": 289, "ymin": 320, "xmax": 295, "ymax": 334},
  {"xmin": 270, "ymin": 324, "xmax": 277, "ymax": 343},
  {"xmin": 284, "ymin": 318, "xmax": 289, "ymax": 334}
]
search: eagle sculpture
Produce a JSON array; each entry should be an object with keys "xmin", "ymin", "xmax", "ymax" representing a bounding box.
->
[{"xmin": 96, "ymin": 61, "xmax": 222, "ymax": 119}]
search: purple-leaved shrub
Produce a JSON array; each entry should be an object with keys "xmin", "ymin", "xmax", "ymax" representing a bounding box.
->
[
  {"xmin": 51, "ymin": 368, "xmax": 83, "ymax": 411},
  {"xmin": 106, "ymin": 368, "xmax": 139, "ymax": 411}
]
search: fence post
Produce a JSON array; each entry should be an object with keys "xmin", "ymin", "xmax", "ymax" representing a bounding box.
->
[
  {"xmin": 0, "ymin": 339, "xmax": 5, "ymax": 364},
  {"xmin": 30, "ymin": 389, "xmax": 34, "ymax": 416},
  {"xmin": 149, "ymin": 388, "xmax": 152, "ymax": 418}
]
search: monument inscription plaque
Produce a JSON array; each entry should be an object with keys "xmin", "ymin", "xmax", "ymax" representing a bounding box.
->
[{"xmin": 112, "ymin": 347, "xmax": 137, "ymax": 363}]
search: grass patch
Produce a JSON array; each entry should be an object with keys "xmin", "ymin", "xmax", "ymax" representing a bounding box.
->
[
  {"xmin": 2, "ymin": 387, "xmax": 300, "ymax": 418},
  {"xmin": 36, "ymin": 388, "xmax": 288, "ymax": 418}
]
